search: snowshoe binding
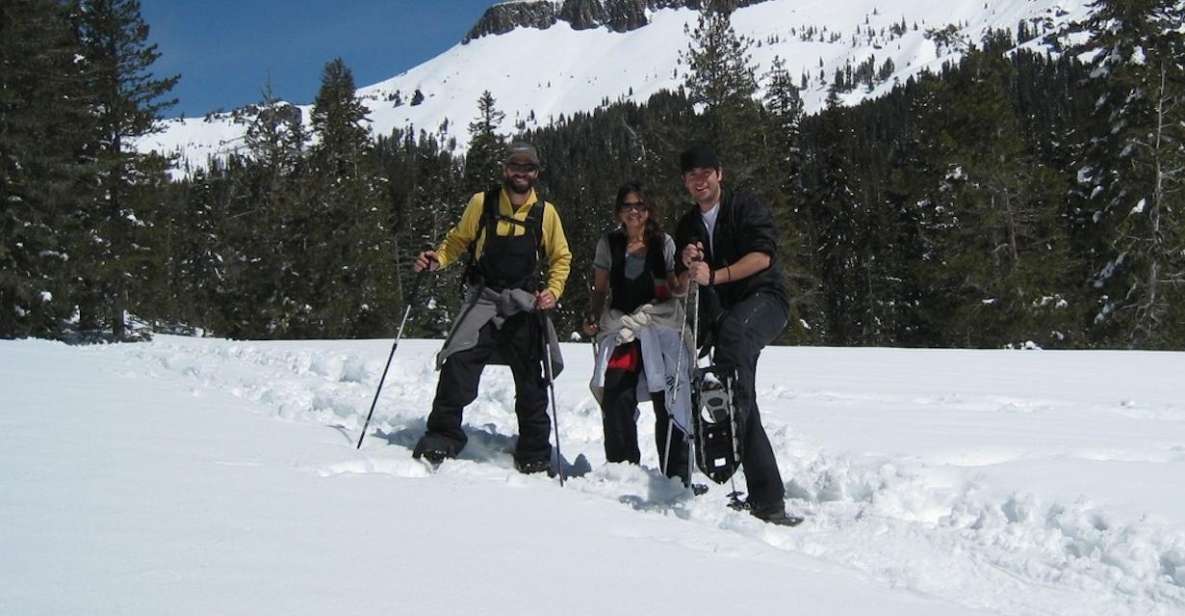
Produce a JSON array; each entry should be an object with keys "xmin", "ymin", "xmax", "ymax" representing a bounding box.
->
[
  {"xmin": 728, "ymin": 494, "xmax": 804, "ymax": 527},
  {"xmin": 418, "ymin": 449, "xmax": 451, "ymax": 468}
]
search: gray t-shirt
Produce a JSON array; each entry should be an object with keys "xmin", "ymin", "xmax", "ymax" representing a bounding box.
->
[{"xmin": 593, "ymin": 232, "xmax": 677, "ymax": 280}]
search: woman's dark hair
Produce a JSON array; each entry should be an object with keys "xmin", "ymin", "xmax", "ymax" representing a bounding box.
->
[{"xmin": 614, "ymin": 181, "xmax": 662, "ymax": 242}]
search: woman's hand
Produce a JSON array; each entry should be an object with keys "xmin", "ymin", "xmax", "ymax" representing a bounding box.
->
[{"xmin": 581, "ymin": 314, "xmax": 599, "ymax": 337}]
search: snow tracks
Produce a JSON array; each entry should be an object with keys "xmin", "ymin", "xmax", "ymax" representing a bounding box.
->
[{"xmin": 121, "ymin": 336, "xmax": 1185, "ymax": 616}]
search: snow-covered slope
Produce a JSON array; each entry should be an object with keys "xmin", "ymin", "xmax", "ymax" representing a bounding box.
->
[
  {"xmin": 4, "ymin": 336, "xmax": 1184, "ymax": 615},
  {"xmin": 138, "ymin": 0, "xmax": 1092, "ymax": 168}
]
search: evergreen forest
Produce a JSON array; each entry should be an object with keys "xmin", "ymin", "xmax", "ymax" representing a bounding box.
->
[{"xmin": 3, "ymin": 0, "xmax": 1183, "ymax": 349}]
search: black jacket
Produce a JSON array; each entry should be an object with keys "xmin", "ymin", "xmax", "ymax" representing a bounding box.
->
[{"xmin": 674, "ymin": 188, "xmax": 788, "ymax": 311}]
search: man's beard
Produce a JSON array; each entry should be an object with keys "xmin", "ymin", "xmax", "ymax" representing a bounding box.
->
[{"xmin": 504, "ymin": 175, "xmax": 534, "ymax": 195}]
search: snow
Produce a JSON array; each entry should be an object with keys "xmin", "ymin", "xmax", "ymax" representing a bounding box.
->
[
  {"xmin": 136, "ymin": 0, "xmax": 1094, "ymax": 170},
  {"xmin": 3, "ymin": 336, "xmax": 1185, "ymax": 615}
]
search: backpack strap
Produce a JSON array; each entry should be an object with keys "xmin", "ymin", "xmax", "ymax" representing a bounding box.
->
[
  {"xmin": 647, "ymin": 232, "xmax": 667, "ymax": 280},
  {"xmin": 607, "ymin": 229, "xmax": 626, "ymax": 300},
  {"xmin": 463, "ymin": 186, "xmax": 504, "ymax": 287},
  {"xmin": 463, "ymin": 186, "xmax": 547, "ymax": 289}
]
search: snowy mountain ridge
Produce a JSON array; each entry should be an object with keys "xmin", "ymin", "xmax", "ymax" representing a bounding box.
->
[{"xmin": 138, "ymin": 0, "xmax": 1093, "ymax": 170}]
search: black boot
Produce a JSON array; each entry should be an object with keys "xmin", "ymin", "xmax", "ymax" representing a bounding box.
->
[
  {"xmin": 413, "ymin": 434, "xmax": 460, "ymax": 466},
  {"xmin": 748, "ymin": 500, "xmax": 804, "ymax": 527},
  {"xmin": 514, "ymin": 457, "xmax": 551, "ymax": 475}
]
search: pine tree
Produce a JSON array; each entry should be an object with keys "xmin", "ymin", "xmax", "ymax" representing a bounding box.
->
[
  {"xmin": 1072, "ymin": 0, "xmax": 1185, "ymax": 348},
  {"xmin": 245, "ymin": 80, "xmax": 305, "ymax": 181},
  {"xmin": 302, "ymin": 58, "xmax": 394, "ymax": 338},
  {"xmin": 70, "ymin": 0, "xmax": 178, "ymax": 340},
  {"xmin": 462, "ymin": 90, "xmax": 506, "ymax": 194},
  {"xmin": 0, "ymin": 0, "xmax": 91, "ymax": 337},
  {"xmin": 309, "ymin": 58, "xmax": 370, "ymax": 179},
  {"xmin": 761, "ymin": 55, "xmax": 816, "ymax": 343},
  {"xmin": 164, "ymin": 167, "xmax": 226, "ymax": 331},
  {"xmin": 681, "ymin": 0, "xmax": 764, "ymax": 185},
  {"xmin": 799, "ymin": 105, "xmax": 861, "ymax": 344},
  {"xmin": 243, "ymin": 81, "xmax": 307, "ymax": 336},
  {"xmin": 915, "ymin": 36, "xmax": 1078, "ymax": 347}
]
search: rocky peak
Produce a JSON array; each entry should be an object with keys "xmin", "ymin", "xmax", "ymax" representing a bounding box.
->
[
  {"xmin": 463, "ymin": 0, "xmax": 772, "ymax": 43},
  {"xmin": 464, "ymin": 1, "xmax": 560, "ymax": 42}
]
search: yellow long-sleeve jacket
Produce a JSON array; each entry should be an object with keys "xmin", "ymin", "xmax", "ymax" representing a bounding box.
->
[{"xmin": 434, "ymin": 188, "xmax": 572, "ymax": 299}]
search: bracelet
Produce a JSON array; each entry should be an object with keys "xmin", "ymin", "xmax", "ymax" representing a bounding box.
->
[{"xmin": 725, "ymin": 265, "xmax": 731, "ymax": 283}]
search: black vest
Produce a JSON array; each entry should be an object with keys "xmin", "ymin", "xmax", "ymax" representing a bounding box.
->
[
  {"xmin": 608, "ymin": 231, "xmax": 667, "ymax": 314},
  {"xmin": 468, "ymin": 187, "xmax": 545, "ymax": 292}
]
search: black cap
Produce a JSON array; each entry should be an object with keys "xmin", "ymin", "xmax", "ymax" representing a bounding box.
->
[
  {"xmin": 504, "ymin": 141, "xmax": 540, "ymax": 166},
  {"xmin": 679, "ymin": 143, "xmax": 721, "ymax": 174}
]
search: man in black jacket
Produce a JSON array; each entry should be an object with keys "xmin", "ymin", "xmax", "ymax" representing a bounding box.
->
[{"xmin": 673, "ymin": 144, "xmax": 800, "ymax": 526}]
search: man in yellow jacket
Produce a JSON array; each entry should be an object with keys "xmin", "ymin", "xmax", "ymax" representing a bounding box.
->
[{"xmin": 412, "ymin": 142, "xmax": 572, "ymax": 473}]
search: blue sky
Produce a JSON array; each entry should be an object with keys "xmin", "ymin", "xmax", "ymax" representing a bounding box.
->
[{"xmin": 141, "ymin": 1, "xmax": 496, "ymax": 118}]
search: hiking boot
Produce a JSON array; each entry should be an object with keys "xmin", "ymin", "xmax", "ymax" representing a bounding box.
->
[
  {"xmin": 514, "ymin": 458, "xmax": 551, "ymax": 475},
  {"xmin": 412, "ymin": 435, "xmax": 459, "ymax": 466},
  {"xmin": 749, "ymin": 502, "xmax": 804, "ymax": 527}
]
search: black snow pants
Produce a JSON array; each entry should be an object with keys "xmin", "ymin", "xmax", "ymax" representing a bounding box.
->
[
  {"xmin": 711, "ymin": 292, "xmax": 788, "ymax": 513},
  {"xmin": 601, "ymin": 342, "xmax": 691, "ymax": 483},
  {"xmin": 420, "ymin": 312, "xmax": 551, "ymax": 464}
]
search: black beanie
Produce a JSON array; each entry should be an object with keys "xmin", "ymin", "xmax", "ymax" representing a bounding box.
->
[{"xmin": 679, "ymin": 144, "xmax": 721, "ymax": 174}]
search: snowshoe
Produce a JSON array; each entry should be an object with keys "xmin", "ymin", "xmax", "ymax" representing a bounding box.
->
[
  {"xmin": 731, "ymin": 495, "xmax": 804, "ymax": 527},
  {"xmin": 418, "ymin": 449, "xmax": 451, "ymax": 468},
  {"xmin": 726, "ymin": 491, "xmax": 749, "ymax": 510},
  {"xmin": 692, "ymin": 367, "xmax": 742, "ymax": 484},
  {"xmin": 752, "ymin": 508, "xmax": 805, "ymax": 527}
]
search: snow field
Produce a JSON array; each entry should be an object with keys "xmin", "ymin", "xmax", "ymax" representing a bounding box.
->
[{"xmin": 3, "ymin": 336, "xmax": 1184, "ymax": 615}]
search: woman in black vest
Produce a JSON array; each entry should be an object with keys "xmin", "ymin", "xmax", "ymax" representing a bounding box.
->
[{"xmin": 584, "ymin": 182, "xmax": 691, "ymax": 484}]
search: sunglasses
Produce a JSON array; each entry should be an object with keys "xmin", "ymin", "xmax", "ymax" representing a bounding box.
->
[
  {"xmin": 506, "ymin": 162, "xmax": 539, "ymax": 174},
  {"xmin": 619, "ymin": 201, "xmax": 647, "ymax": 212}
]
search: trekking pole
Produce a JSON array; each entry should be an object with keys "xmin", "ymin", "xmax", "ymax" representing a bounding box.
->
[
  {"xmin": 541, "ymin": 312, "xmax": 566, "ymax": 486},
  {"xmin": 356, "ymin": 271, "xmax": 426, "ymax": 449},
  {"xmin": 688, "ymin": 280, "xmax": 700, "ymax": 487},
  {"xmin": 663, "ymin": 288, "xmax": 688, "ymax": 478}
]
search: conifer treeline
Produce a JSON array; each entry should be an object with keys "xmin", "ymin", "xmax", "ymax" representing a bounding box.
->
[{"xmin": 3, "ymin": 0, "xmax": 1182, "ymax": 348}]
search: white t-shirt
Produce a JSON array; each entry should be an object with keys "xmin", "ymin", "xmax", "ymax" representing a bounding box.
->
[{"xmin": 700, "ymin": 202, "xmax": 721, "ymax": 254}]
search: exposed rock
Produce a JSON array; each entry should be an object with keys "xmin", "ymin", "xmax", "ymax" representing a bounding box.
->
[
  {"xmin": 463, "ymin": 0, "xmax": 773, "ymax": 43},
  {"xmin": 558, "ymin": 0, "xmax": 611, "ymax": 31},
  {"xmin": 463, "ymin": 1, "xmax": 560, "ymax": 43}
]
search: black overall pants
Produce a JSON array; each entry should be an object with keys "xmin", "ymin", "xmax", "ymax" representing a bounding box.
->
[
  {"xmin": 423, "ymin": 312, "xmax": 550, "ymax": 465},
  {"xmin": 418, "ymin": 201, "xmax": 551, "ymax": 465}
]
